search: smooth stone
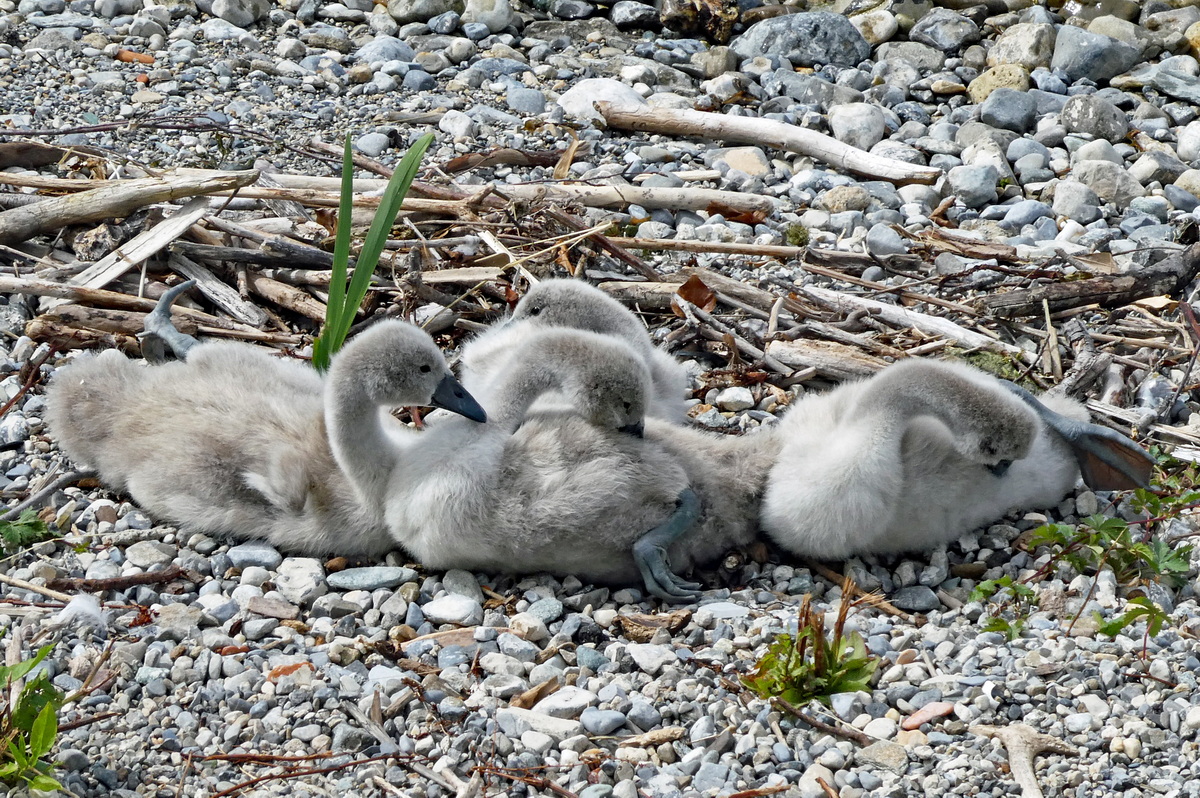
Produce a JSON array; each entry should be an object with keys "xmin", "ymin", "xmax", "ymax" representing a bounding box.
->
[
  {"xmin": 387, "ymin": 0, "xmax": 463, "ymax": 25},
  {"xmin": 355, "ymin": 132, "xmax": 391, "ymax": 157},
  {"xmin": 610, "ymin": 0, "xmax": 656, "ymax": 30},
  {"xmin": 423, "ymin": 594, "xmax": 484, "ymax": 626},
  {"xmin": 460, "ymin": 0, "xmax": 512, "ymax": 32},
  {"xmin": 987, "ymin": 22, "xmax": 1056, "ymax": 70},
  {"xmin": 828, "ymin": 102, "xmax": 886, "ymax": 150},
  {"xmin": 890, "ymin": 586, "xmax": 940, "ymax": 612},
  {"xmin": 856, "ymin": 740, "xmax": 909, "ymax": 774},
  {"xmin": 1051, "ymin": 24, "xmax": 1141, "ymax": 84},
  {"xmin": 228, "ymin": 541, "xmax": 283, "ymax": 570},
  {"xmin": 979, "ymin": 87, "xmax": 1037, "ymax": 134},
  {"xmin": 275, "ymin": 558, "xmax": 327, "ymax": 605},
  {"xmin": 496, "ymin": 707, "xmax": 583, "ymax": 741},
  {"xmin": 626, "ymin": 643, "xmax": 677, "ymax": 675},
  {"xmin": 212, "ymin": 0, "xmax": 269, "ymax": 27},
  {"xmin": 909, "ymin": 8, "xmax": 980, "ymax": 52},
  {"xmin": 327, "ymin": 566, "xmax": 417, "ymax": 591},
  {"xmin": 1071, "ymin": 161, "xmax": 1145, "ymax": 210},
  {"xmin": 441, "ymin": 569, "xmax": 485, "ymax": 603},
  {"xmin": 1060, "ymin": 94, "xmax": 1129, "ymax": 143},
  {"xmin": 1052, "ymin": 180, "xmax": 1103, "ymax": 224},
  {"xmin": 947, "ymin": 163, "xmax": 998, "ymax": 208},
  {"xmin": 124, "ymin": 541, "xmax": 176, "ymax": 568},
  {"xmin": 581, "ymin": 707, "xmax": 626, "ymax": 735},
  {"xmin": 865, "ymin": 225, "xmax": 908, "ymax": 257},
  {"xmin": 534, "ymin": 686, "xmax": 596, "ymax": 719}
]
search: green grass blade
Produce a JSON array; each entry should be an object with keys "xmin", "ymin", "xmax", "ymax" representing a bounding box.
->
[
  {"xmin": 343, "ymin": 132, "xmax": 435, "ymax": 325},
  {"xmin": 312, "ymin": 134, "xmax": 358, "ymax": 372},
  {"xmin": 29, "ymin": 702, "xmax": 55, "ymax": 759}
]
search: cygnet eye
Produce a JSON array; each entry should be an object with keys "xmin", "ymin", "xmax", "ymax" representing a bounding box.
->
[
  {"xmin": 528, "ymin": 305, "xmax": 542, "ymax": 316},
  {"xmin": 419, "ymin": 364, "xmax": 431, "ymax": 373},
  {"xmin": 622, "ymin": 401, "xmax": 631, "ymax": 411}
]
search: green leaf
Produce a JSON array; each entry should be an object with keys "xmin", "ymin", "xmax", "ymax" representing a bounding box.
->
[
  {"xmin": 27, "ymin": 773, "xmax": 63, "ymax": 791},
  {"xmin": 312, "ymin": 131, "xmax": 434, "ymax": 371},
  {"xmin": 29, "ymin": 702, "xmax": 56, "ymax": 759},
  {"xmin": 12, "ymin": 673, "xmax": 62, "ymax": 734},
  {"xmin": 0, "ymin": 645, "xmax": 54, "ymax": 686},
  {"xmin": 0, "ymin": 761, "xmax": 19, "ymax": 778},
  {"xmin": 0, "ymin": 510, "xmax": 51, "ymax": 553},
  {"xmin": 312, "ymin": 134, "xmax": 358, "ymax": 373}
]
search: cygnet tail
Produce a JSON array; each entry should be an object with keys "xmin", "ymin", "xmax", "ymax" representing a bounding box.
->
[{"xmin": 45, "ymin": 351, "xmax": 140, "ymax": 474}]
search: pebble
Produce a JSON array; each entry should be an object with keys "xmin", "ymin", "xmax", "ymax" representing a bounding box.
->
[
  {"xmin": 326, "ymin": 566, "xmax": 417, "ymax": 591},
  {"xmin": 422, "ymin": 594, "xmax": 484, "ymax": 626}
]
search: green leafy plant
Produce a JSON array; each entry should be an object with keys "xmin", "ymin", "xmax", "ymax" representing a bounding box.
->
[
  {"xmin": 0, "ymin": 643, "xmax": 63, "ymax": 792},
  {"xmin": 743, "ymin": 590, "xmax": 877, "ymax": 706},
  {"xmin": 0, "ymin": 510, "xmax": 53, "ymax": 553},
  {"xmin": 1028, "ymin": 514, "xmax": 1194, "ymax": 590},
  {"xmin": 311, "ymin": 132, "xmax": 435, "ymax": 372},
  {"xmin": 970, "ymin": 575, "xmax": 1036, "ymax": 641}
]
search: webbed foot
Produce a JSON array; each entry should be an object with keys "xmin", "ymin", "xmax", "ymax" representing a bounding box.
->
[
  {"xmin": 632, "ymin": 488, "xmax": 704, "ymax": 603},
  {"xmin": 140, "ymin": 280, "xmax": 200, "ymax": 363},
  {"xmin": 1000, "ymin": 381, "xmax": 1155, "ymax": 491}
]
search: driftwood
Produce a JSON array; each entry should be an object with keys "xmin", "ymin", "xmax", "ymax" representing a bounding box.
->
[
  {"xmin": 801, "ymin": 285, "xmax": 1032, "ymax": 363},
  {"xmin": 245, "ymin": 273, "xmax": 327, "ymax": 322},
  {"xmin": 169, "ymin": 253, "xmax": 270, "ymax": 328},
  {"xmin": 70, "ymin": 196, "xmax": 215, "ymax": 290},
  {"xmin": 43, "ymin": 303, "xmax": 198, "ymax": 337},
  {"xmin": 177, "ymin": 168, "xmax": 777, "ymax": 215},
  {"xmin": 980, "ymin": 243, "xmax": 1200, "ymax": 318},
  {"xmin": 765, "ymin": 338, "xmax": 886, "ymax": 380},
  {"xmin": 25, "ymin": 317, "xmax": 142, "ymax": 354},
  {"xmin": 595, "ymin": 102, "xmax": 942, "ymax": 185},
  {"xmin": 0, "ymin": 170, "xmax": 257, "ymax": 245},
  {"xmin": 971, "ymin": 724, "xmax": 1075, "ymax": 798}
]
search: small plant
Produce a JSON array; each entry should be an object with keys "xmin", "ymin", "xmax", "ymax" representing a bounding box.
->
[
  {"xmin": 742, "ymin": 586, "xmax": 877, "ymax": 706},
  {"xmin": 1028, "ymin": 515, "xmax": 1194, "ymax": 590},
  {"xmin": 785, "ymin": 224, "xmax": 809, "ymax": 248},
  {"xmin": 0, "ymin": 642, "xmax": 63, "ymax": 792},
  {"xmin": 1096, "ymin": 596, "xmax": 1171, "ymax": 659},
  {"xmin": 311, "ymin": 132, "xmax": 435, "ymax": 372},
  {"xmin": 0, "ymin": 510, "xmax": 53, "ymax": 553},
  {"xmin": 970, "ymin": 575, "xmax": 1036, "ymax": 641}
]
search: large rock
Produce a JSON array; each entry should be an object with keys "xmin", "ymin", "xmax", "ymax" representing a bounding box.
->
[
  {"xmin": 874, "ymin": 41, "xmax": 945, "ymax": 72},
  {"xmin": 987, "ymin": 22, "xmax": 1056, "ymax": 70},
  {"xmin": 731, "ymin": 12, "xmax": 870, "ymax": 68},
  {"xmin": 909, "ymin": 8, "xmax": 980, "ymax": 52},
  {"xmin": 212, "ymin": 0, "xmax": 268, "ymax": 27},
  {"xmin": 979, "ymin": 87, "xmax": 1037, "ymax": 134},
  {"xmin": 1071, "ymin": 161, "xmax": 1145, "ymax": 209},
  {"xmin": 461, "ymin": 0, "xmax": 512, "ymax": 32},
  {"xmin": 1051, "ymin": 24, "xmax": 1141, "ymax": 84},
  {"xmin": 947, "ymin": 164, "xmax": 998, "ymax": 209},
  {"xmin": 828, "ymin": 103, "xmax": 886, "ymax": 151},
  {"xmin": 967, "ymin": 64, "xmax": 1030, "ymax": 103},
  {"xmin": 1052, "ymin": 180, "xmax": 1103, "ymax": 224},
  {"xmin": 769, "ymin": 69, "xmax": 864, "ymax": 111},
  {"xmin": 1177, "ymin": 119, "xmax": 1200, "ymax": 162},
  {"xmin": 387, "ymin": 0, "xmax": 463, "ymax": 24},
  {"xmin": 557, "ymin": 77, "xmax": 646, "ymax": 124},
  {"xmin": 1060, "ymin": 94, "xmax": 1129, "ymax": 143}
]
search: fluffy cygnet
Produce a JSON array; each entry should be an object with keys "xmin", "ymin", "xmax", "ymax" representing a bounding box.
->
[
  {"xmin": 46, "ymin": 289, "xmax": 485, "ymax": 556},
  {"xmin": 335, "ymin": 325, "xmax": 770, "ymax": 599},
  {"xmin": 460, "ymin": 279, "xmax": 689, "ymax": 422},
  {"xmin": 760, "ymin": 358, "xmax": 1151, "ymax": 559}
]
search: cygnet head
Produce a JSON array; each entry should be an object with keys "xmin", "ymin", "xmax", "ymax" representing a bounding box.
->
[
  {"xmin": 512, "ymin": 280, "xmax": 648, "ymax": 350},
  {"xmin": 330, "ymin": 319, "xmax": 486, "ymax": 421},
  {"xmin": 522, "ymin": 329, "xmax": 650, "ymax": 437}
]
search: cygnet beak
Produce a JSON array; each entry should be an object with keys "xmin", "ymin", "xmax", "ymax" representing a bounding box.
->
[
  {"xmin": 619, "ymin": 420, "xmax": 645, "ymax": 438},
  {"xmin": 431, "ymin": 374, "xmax": 487, "ymax": 423},
  {"xmin": 988, "ymin": 459, "xmax": 1013, "ymax": 478}
]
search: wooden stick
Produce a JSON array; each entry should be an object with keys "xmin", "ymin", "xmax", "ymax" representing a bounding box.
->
[
  {"xmin": 70, "ymin": 196, "xmax": 215, "ymax": 290},
  {"xmin": 47, "ymin": 565, "xmax": 191, "ymax": 593},
  {"xmin": 0, "ymin": 571, "xmax": 73, "ymax": 603},
  {"xmin": 244, "ymin": 273, "xmax": 327, "ymax": 322},
  {"xmin": 177, "ymin": 168, "xmax": 778, "ymax": 214},
  {"xmin": 0, "ymin": 170, "xmax": 258, "ymax": 244},
  {"xmin": 169, "ymin": 253, "xmax": 270, "ymax": 327},
  {"xmin": 800, "ymin": 285, "xmax": 1031, "ymax": 362},
  {"xmin": 596, "ymin": 102, "xmax": 941, "ymax": 185}
]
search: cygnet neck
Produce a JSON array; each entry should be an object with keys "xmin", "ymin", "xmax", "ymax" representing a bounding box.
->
[{"xmin": 325, "ymin": 361, "xmax": 410, "ymax": 516}]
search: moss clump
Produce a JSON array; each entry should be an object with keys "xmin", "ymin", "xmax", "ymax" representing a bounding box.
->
[
  {"xmin": 946, "ymin": 347, "xmax": 1026, "ymax": 384},
  {"xmin": 785, "ymin": 224, "xmax": 809, "ymax": 247}
]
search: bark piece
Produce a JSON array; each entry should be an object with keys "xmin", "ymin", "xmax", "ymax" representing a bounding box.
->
[{"xmin": 765, "ymin": 337, "xmax": 888, "ymax": 381}]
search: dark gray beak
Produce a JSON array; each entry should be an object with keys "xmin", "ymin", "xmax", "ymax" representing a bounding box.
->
[
  {"xmin": 431, "ymin": 374, "xmax": 487, "ymax": 423},
  {"xmin": 988, "ymin": 459, "xmax": 1012, "ymax": 478},
  {"xmin": 619, "ymin": 421, "xmax": 645, "ymax": 438}
]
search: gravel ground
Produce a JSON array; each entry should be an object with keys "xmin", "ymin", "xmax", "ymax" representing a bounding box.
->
[{"xmin": 3, "ymin": 1, "xmax": 1200, "ymax": 797}]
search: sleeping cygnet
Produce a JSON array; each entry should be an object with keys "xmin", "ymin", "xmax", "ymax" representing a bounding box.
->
[
  {"xmin": 46, "ymin": 283, "xmax": 486, "ymax": 556},
  {"xmin": 337, "ymin": 325, "xmax": 772, "ymax": 600},
  {"xmin": 760, "ymin": 358, "xmax": 1153, "ymax": 559},
  {"xmin": 460, "ymin": 279, "xmax": 690, "ymax": 422}
]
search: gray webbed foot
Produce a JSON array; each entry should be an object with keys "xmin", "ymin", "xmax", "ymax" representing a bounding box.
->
[
  {"xmin": 632, "ymin": 488, "xmax": 703, "ymax": 603},
  {"xmin": 140, "ymin": 280, "xmax": 200, "ymax": 363},
  {"xmin": 1000, "ymin": 381, "xmax": 1155, "ymax": 491}
]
